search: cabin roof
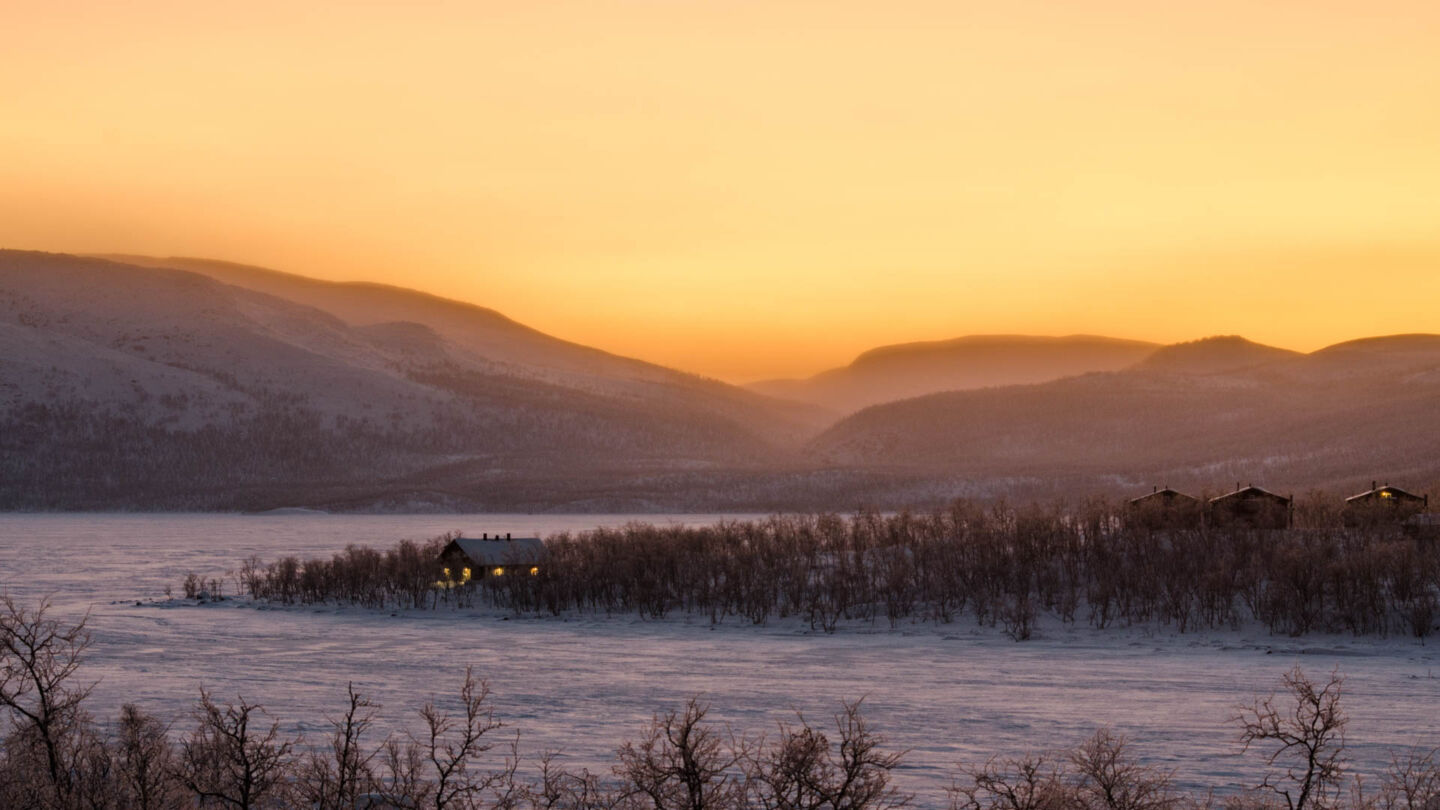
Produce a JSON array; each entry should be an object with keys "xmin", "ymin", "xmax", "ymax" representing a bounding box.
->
[
  {"xmin": 1209, "ymin": 485, "xmax": 1291, "ymax": 505},
  {"xmin": 1345, "ymin": 484, "xmax": 1426, "ymax": 503},
  {"xmin": 1129, "ymin": 488, "xmax": 1199, "ymax": 505},
  {"xmin": 443, "ymin": 536, "xmax": 544, "ymax": 566}
]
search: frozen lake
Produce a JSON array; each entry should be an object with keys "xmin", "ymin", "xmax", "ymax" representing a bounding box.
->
[{"xmin": 1, "ymin": 513, "xmax": 1438, "ymax": 804}]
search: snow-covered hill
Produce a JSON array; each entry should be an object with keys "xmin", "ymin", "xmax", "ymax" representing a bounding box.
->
[{"xmin": 0, "ymin": 251, "xmax": 822, "ymax": 509}]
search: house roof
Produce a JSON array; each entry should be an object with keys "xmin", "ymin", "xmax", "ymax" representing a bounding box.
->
[
  {"xmin": 1345, "ymin": 484, "xmax": 1426, "ymax": 503},
  {"xmin": 1209, "ymin": 485, "xmax": 1291, "ymax": 505},
  {"xmin": 444, "ymin": 536, "xmax": 545, "ymax": 566},
  {"xmin": 1129, "ymin": 488, "xmax": 1199, "ymax": 505}
]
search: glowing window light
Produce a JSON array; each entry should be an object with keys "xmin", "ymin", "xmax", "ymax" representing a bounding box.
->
[
  {"xmin": 442, "ymin": 567, "xmax": 451, "ymax": 578},
  {"xmin": 493, "ymin": 567, "xmax": 505, "ymax": 577},
  {"xmin": 529, "ymin": 566, "xmax": 539, "ymax": 576},
  {"xmin": 1380, "ymin": 491, "xmax": 1393, "ymax": 498},
  {"xmin": 461, "ymin": 567, "xmax": 471, "ymax": 581}
]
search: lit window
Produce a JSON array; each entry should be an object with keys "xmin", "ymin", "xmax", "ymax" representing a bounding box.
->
[
  {"xmin": 1380, "ymin": 491, "xmax": 1393, "ymax": 499},
  {"xmin": 461, "ymin": 567, "xmax": 471, "ymax": 581},
  {"xmin": 493, "ymin": 567, "xmax": 505, "ymax": 576},
  {"xmin": 442, "ymin": 567, "xmax": 451, "ymax": 578},
  {"xmin": 530, "ymin": 566, "xmax": 539, "ymax": 576}
]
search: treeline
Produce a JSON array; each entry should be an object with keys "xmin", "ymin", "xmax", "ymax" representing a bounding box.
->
[
  {"xmin": 231, "ymin": 502, "xmax": 1440, "ymax": 639},
  {"xmin": 0, "ymin": 400, "xmax": 430, "ymax": 511},
  {"xmin": 3, "ymin": 597, "xmax": 1439, "ymax": 809}
]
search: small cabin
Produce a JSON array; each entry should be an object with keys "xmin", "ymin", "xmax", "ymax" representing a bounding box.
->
[
  {"xmin": 1128, "ymin": 486, "xmax": 1203, "ymax": 530},
  {"xmin": 1343, "ymin": 482, "xmax": 1428, "ymax": 527},
  {"xmin": 1209, "ymin": 484, "xmax": 1293, "ymax": 530},
  {"xmin": 439, "ymin": 534, "xmax": 544, "ymax": 583}
]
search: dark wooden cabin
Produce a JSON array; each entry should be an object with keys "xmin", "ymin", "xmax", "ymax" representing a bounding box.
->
[
  {"xmin": 1208, "ymin": 484, "xmax": 1293, "ymax": 530},
  {"xmin": 1343, "ymin": 482, "xmax": 1428, "ymax": 527},
  {"xmin": 439, "ymin": 533, "xmax": 544, "ymax": 583},
  {"xmin": 1128, "ymin": 486, "xmax": 1203, "ymax": 530}
]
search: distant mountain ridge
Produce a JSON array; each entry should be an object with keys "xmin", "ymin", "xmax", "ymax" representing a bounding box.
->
[
  {"xmin": 808, "ymin": 333, "xmax": 1440, "ymax": 496},
  {"xmin": 1135, "ymin": 335, "xmax": 1302, "ymax": 375},
  {"xmin": 4, "ymin": 248, "xmax": 1438, "ymax": 511},
  {"xmin": 749, "ymin": 334, "xmax": 1159, "ymax": 412}
]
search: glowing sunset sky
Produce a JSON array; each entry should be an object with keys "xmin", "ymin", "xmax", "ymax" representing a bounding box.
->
[{"xmin": 3, "ymin": 1, "xmax": 1438, "ymax": 381}]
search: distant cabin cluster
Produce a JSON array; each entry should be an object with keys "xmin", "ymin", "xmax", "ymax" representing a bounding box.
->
[
  {"xmin": 439, "ymin": 533, "xmax": 544, "ymax": 583},
  {"xmin": 1129, "ymin": 481, "xmax": 1432, "ymax": 532}
]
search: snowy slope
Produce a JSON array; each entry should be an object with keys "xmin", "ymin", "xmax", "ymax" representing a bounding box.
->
[{"xmin": 0, "ymin": 251, "xmax": 824, "ymax": 509}]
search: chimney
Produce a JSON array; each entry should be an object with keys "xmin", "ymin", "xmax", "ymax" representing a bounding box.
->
[
  {"xmin": 482, "ymin": 532, "xmax": 488, "ymax": 539},
  {"xmin": 1372, "ymin": 480, "xmax": 1377, "ymax": 492},
  {"xmin": 506, "ymin": 532, "xmax": 511, "ymax": 541}
]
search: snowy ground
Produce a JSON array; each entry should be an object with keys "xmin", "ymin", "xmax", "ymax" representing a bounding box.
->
[{"xmin": 2, "ymin": 513, "xmax": 1438, "ymax": 806}]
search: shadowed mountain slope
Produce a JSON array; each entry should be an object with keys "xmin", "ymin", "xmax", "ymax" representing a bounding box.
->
[
  {"xmin": 749, "ymin": 334, "xmax": 1159, "ymax": 413},
  {"xmin": 0, "ymin": 251, "xmax": 822, "ymax": 510},
  {"xmin": 95, "ymin": 254, "xmax": 828, "ymax": 441}
]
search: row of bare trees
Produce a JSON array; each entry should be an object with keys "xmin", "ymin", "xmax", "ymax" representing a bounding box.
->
[
  {"xmin": 3, "ymin": 595, "xmax": 1439, "ymax": 809},
  {"xmin": 236, "ymin": 535, "xmax": 455, "ymax": 610},
  {"xmin": 228, "ymin": 501, "xmax": 1440, "ymax": 639}
]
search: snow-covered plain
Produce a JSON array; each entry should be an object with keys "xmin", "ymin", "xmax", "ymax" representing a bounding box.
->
[{"xmin": 1, "ymin": 513, "xmax": 1438, "ymax": 805}]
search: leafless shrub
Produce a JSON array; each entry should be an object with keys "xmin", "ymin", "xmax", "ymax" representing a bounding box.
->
[
  {"xmin": 375, "ymin": 666, "xmax": 519, "ymax": 810},
  {"xmin": 1070, "ymin": 729, "xmax": 1185, "ymax": 810},
  {"xmin": 1235, "ymin": 667, "xmax": 1348, "ymax": 810},
  {"xmin": 176, "ymin": 689, "xmax": 297, "ymax": 809},
  {"xmin": 614, "ymin": 698, "xmax": 748, "ymax": 810},
  {"xmin": 298, "ymin": 683, "xmax": 380, "ymax": 810},
  {"xmin": 525, "ymin": 752, "xmax": 620, "ymax": 810},
  {"xmin": 0, "ymin": 595, "xmax": 96, "ymax": 807},
  {"xmin": 1376, "ymin": 747, "xmax": 1440, "ymax": 810},
  {"xmin": 114, "ymin": 703, "xmax": 181, "ymax": 810},
  {"xmin": 747, "ymin": 698, "xmax": 910, "ymax": 810},
  {"xmin": 949, "ymin": 754, "xmax": 1072, "ymax": 810}
]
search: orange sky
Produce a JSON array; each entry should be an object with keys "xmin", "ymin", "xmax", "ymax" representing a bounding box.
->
[{"xmin": 3, "ymin": 0, "xmax": 1438, "ymax": 382}]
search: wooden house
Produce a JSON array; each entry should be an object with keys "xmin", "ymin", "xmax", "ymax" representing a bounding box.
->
[
  {"xmin": 1128, "ymin": 486, "xmax": 1203, "ymax": 530},
  {"xmin": 1343, "ymin": 482, "xmax": 1428, "ymax": 527},
  {"xmin": 1208, "ymin": 484, "xmax": 1293, "ymax": 530},
  {"xmin": 440, "ymin": 534, "xmax": 544, "ymax": 583}
]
